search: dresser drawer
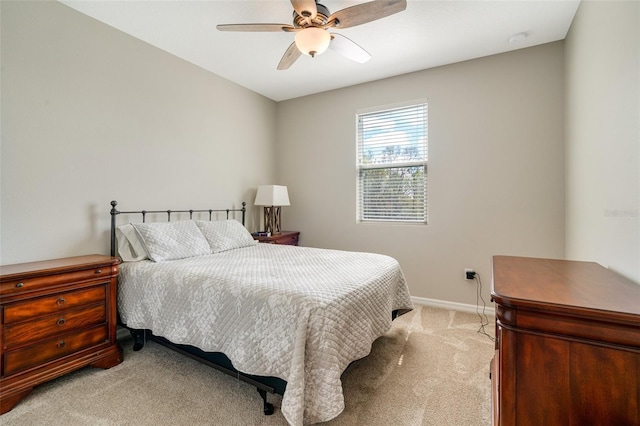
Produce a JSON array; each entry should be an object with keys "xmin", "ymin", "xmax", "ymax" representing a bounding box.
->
[
  {"xmin": 3, "ymin": 303, "xmax": 106, "ymax": 350},
  {"xmin": 3, "ymin": 286, "xmax": 105, "ymax": 324},
  {"xmin": 0, "ymin": 266, "xmax": 113, "ymax": 296},
  {"xmin": 515, "ymin": 308, "xmax": 640, "ymax": 349},
  {"xmin": 3, "ymin": 324, "xmax": 109, "ymax": 376}
]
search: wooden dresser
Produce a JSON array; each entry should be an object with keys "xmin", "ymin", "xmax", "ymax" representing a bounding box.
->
[
  {"xmin": 490, "ymin": 256, "xmax": 640, "ymax": 425},
  {"xmin": 253, "ymin": 231, "xmax": 300, "ymax": 246},
  {"xmin": 0, "ymin": 255, "xmax": 123, "ymax": 414}
]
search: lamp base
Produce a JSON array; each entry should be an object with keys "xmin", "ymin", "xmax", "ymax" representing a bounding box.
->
[{"xmin": 263, "ymin": 206, "xmax": 282, "ymax": 235}]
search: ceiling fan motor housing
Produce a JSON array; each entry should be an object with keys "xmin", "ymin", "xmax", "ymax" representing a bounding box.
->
[{"xmin": 293, "ymin": 3, "xmax": 330, "ymax": 28}]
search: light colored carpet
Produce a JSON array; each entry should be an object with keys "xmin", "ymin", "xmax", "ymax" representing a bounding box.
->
[{"xmin": 1, "ymin": 305, "xmax": 495, "ymax": 425}]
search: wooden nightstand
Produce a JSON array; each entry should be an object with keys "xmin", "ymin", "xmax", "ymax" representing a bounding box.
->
[
  {"xmin": 0, "ymin": 255, "xmax": 123, "ymax": 414},
  {"xmin": 253, "ymin": 231, "xmax": 300, "ymax": 246}
]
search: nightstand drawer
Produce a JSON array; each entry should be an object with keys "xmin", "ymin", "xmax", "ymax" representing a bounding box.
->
[
  {"xmin": 3, "ymin": 324, "xmax": 109, "ymax": 376},
  {"xmin": 278, "ymin": 234, "xmax": 299, "ymax": 245},
  {"xmin": 3, "ymin": 303, "xmax": 106, "ymax": 350},
  {"xmin": 253, "ymin": 231, "xmax": 300, "ymax": 246},
  {"xmin": 1, "ymin": 266, "xmax": 113, "ymax": 295},
  {"xmin": 3, "ymin": 286, "xmax": 106, "ymax": 324}
]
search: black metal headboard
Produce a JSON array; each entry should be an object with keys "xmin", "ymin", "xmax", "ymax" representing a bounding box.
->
[{"xmin": 109, "ymin": 200, "xmax": 247, "ymax": 257}]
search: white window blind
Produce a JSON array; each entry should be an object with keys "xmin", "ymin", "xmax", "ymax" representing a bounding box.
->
[{"xmin": 356, "ymin": 101, "xmax": 428, "ymax": 223}]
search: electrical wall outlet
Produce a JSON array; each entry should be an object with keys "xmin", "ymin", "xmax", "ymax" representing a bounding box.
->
[{"xmin": 465, "ymin": 268, "xmax": 476, "ymax": 280}]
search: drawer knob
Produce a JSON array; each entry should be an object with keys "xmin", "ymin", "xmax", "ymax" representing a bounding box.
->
[
  {"xmin": 95, "ymin": 269, "xmax": 102, "ymax": 274},
  {"xmin": 16, "ymin": 282, "xmax": 24, "ymax": 288},
  {"xmin": 57, "ymin": 318, "xmax": 66, "ymax": 326},
  {"xmin": 57, "ymin": 340, "xmax": 66, "ymax": 349},
  {"xmin": 56, "ymin": 297, "xmax": 66, "ymax": 306}
]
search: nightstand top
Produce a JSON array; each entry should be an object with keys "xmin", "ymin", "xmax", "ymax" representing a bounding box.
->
[{"xmin": 1, "ymin": 254, "xmax": 119, "ymax": 280}]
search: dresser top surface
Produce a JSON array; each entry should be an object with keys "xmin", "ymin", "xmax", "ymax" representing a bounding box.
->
[
  {"xmin": 0, "ymin": 254, "xmax": 119, "ymax": 280},
  {"xmin": 492, "ymin": 256, "xmax": 640, "ymax": 319}
]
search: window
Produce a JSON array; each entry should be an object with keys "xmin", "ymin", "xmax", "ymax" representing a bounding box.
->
[{"xmin": 356, "ymin": 101, "xmax": 428, "ymax": 223}]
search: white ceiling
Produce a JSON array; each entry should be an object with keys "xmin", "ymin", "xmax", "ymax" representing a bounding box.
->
[{"xmin": 59, "ymin": 0, "xmax": 580, "ymax": 102}]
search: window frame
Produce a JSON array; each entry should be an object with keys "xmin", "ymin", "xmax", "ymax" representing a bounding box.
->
[{"xmin": 356, "ymin": 99, "xmax": 428, "ymax": 225}]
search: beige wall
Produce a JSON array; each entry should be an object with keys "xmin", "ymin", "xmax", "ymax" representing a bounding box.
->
[
  {"xmin": 276, "ymin": 43, "xmax": 566, "ymax": 304},
  {"xmin": 564, "ymin": 0, "xmax": 640, "ymax": 284},
  {"xmin": 4, "ymin": 0, "xmax": 635, "ymax": 306},
  {"xmin": 0, "ymin": 1, "xmax": 277, "ymax": 264}
]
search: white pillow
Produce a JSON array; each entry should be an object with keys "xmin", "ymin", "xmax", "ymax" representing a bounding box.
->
[
  {"xmin": 116, "ymin": 224, "xmax": 148, "ymax": 262},
  {"xmin": 195, "ymin": 220, "xmax": 257, "ymax": 253},
  {"xmin": 132, "ymin": 220, "xmax": 211, "ymax": 262}
]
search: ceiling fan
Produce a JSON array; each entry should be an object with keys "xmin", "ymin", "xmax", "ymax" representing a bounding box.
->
[{"xmin": 217, "ymin": 0, "xmax": 407, "ymax": 70}]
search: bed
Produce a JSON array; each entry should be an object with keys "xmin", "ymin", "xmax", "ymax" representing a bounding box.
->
[{"xmin": 109, "ymin": 200, "xmax": 413, "ymax": 425}]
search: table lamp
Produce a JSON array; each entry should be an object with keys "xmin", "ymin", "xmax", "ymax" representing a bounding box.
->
[{"xmin": 254, "ymin": 185, "xmax": 290, "ymax": 235}]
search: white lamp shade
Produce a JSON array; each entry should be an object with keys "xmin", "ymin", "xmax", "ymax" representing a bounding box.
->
[
  {"xmin": 294, "ymin": 28, "xmax": 331, "ymax": 57},
  {"xmin": 254, "ymin": 185, "xmax": 290, "ymax": 206}
]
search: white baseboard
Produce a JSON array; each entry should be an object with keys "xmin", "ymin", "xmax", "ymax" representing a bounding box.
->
[{"xmin": 411, "ymin": 295, "xmax": 495, "ymax": 317}]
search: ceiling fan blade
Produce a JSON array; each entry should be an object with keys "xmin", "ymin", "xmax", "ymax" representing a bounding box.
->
[
  {"xmin": 290, "ymin": 0, "xmax": 317, "ymax": 19},
  {"xmin": 216, "ymin": 23, "xmax": 296, "ymax": 32},
  {"xmin": 278, "ymin": 42, "xmax": 303, "ymax": 70},
  {"xmin": 329, "ymin": 0, "xmax": 407, "ymax": 29},
  {"xmin": 329, "ymin": 33, "xmax": 371, "ymax": 63}
]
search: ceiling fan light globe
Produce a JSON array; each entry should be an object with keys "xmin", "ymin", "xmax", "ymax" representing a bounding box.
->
[{"xmin": 294, "ymin": 28, "xmax": 331, "ymax": 57}]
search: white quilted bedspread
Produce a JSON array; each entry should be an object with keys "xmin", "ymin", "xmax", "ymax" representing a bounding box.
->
[{"xmin": 118, "ymin": 244, "xmax": 413, "ymax": 425}]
